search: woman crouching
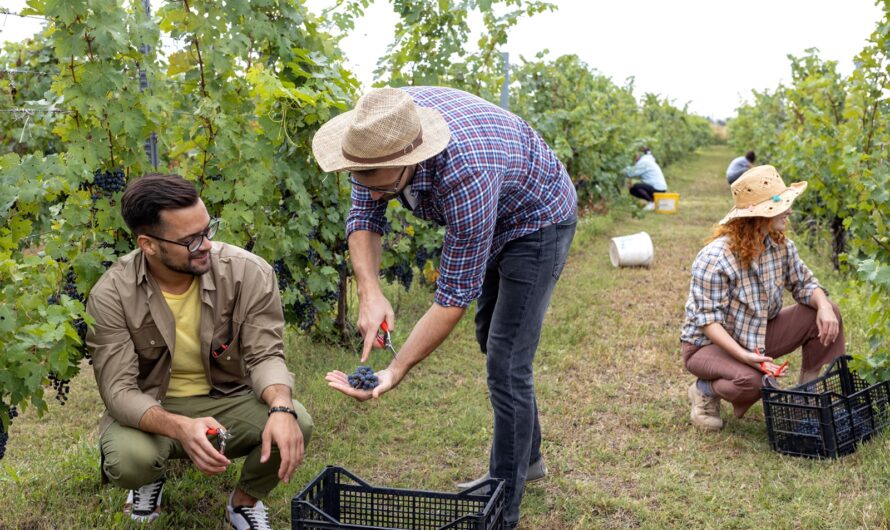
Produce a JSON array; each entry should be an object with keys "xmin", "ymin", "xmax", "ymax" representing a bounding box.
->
[{"xmin": 680, "ymin": 165, "xmax": 844, "ymax": 430}]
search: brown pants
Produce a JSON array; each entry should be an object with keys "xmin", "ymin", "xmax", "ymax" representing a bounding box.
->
[{"xmin": 682, "ymin": 302, "xmax": 844, "ymax": 418}]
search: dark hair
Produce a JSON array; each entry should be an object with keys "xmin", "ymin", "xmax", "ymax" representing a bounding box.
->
[
  {"xmin": 121, "ymin": 173, "xmax": 199, "ymax": 235},
  {"xmin": 640, "ymin": 146, "xmax": 652, "ymax": 155},
  {"xmin": 746, "ymin": 151, "xmax": 756, "ymax": 163}
]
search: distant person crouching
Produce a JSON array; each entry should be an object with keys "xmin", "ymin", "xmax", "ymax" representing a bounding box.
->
[
  {"xmin": 624, "ymin": 146, "xmax": 667, "ymax": 211},
  {"xmin": 726, "ymin": 150, "xmax": 756, "ymax": 185}
]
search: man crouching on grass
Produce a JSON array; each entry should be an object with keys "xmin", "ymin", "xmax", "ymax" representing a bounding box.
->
[{"xmin": 86, "ymin": 173, "xmax": 312, "ymax": 529}]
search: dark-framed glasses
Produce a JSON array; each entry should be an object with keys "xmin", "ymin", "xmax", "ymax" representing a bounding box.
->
[
  {"xmin": 147, "ymin": 218, "xmax": 221, "ymax": 253},
  {"xmin": 349, "ymin": 166, "xmax": 408, "ymax": 195}
]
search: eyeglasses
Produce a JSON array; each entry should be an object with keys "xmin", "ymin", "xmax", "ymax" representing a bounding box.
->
[
  {"xmin": 349, "ymin": 166, "xmax": 408, "ymax": 195},
  {"xmin": 146, "ymin": 218, "xmax": 220, "ymax": 253}
]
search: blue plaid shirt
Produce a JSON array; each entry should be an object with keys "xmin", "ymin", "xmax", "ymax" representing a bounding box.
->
[
  {"xmin": 680, "ymin": 235, "xmax": 823, "ymax": 352},
  {"xmin": 346, "ymin": 86, "xmax": 578, "ymax": 308}
]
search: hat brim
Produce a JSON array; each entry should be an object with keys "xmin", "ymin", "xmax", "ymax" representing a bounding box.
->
[
  {"xmin": 719, "ymin": 181, "xmax": 808, "ymax": 225},
  {"xmin": 311, "ymin": 107, "xmax": 451, "ymax": 173}
]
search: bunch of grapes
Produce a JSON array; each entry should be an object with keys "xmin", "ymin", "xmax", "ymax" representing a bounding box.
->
[
  {"xmin": 794, "ymin": 417, "xmax": 820, "ymax": 437},
  {"xmin": 63, "ymin": 270, "xmax": 84, "ymax": 303},
  {"xmin": 414, "ymin": 247, "xmax": 430, "ymax": 269},
  {"xmin": 292, "ymin": 296, "xmax": 317, "ymax": 331},
  {"xmin": 93, "ymin": 168, "xmax": 126, "ymax": 194},
  {"xmin": 74, "ymin": 319, "xmax": 92, "ymax": 364},
  {"xmin": 383, "ymin": 262, "xmax": 413, "ymax": 291},
  {"xmin": 243, "ymin": 238, "xmax": 256, "ymax": 253},
  {"xmin": 0, "ymin": 420, "xmax": 6, "ymax": 460},
  {"xmin": 47, "ymin": 373, "xmax": 71, "ymax": 405},
  {"xmin": 348, "ymin": 365, "xmax": 379, "ymax": 391},
  {"xmin": 273, "ymin": 260, "xmax": 291, "ymax": 292}
]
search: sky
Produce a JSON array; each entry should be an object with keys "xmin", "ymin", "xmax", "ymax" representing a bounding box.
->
[{"xmin": 2, "ymin": 0, "xmax": 884, "ymax": 120}]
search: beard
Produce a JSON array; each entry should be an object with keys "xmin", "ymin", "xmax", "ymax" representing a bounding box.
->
[{"xmin": 159, "ymin": 245, "xmax": 212, "ymax": 276}]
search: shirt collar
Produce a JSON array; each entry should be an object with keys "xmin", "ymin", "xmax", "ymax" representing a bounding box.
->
[
  {"xmin": 410, "ymin": 158, "xmax": 437, "ymax": 192},
  {"xmin": 134, "ymin": 245, "xmax": 217, "ymax": 292}
]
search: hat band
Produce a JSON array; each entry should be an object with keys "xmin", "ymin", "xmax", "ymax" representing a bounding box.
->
[{"xmin": 341, "ymin": 131, "xmax": 424, "ymax": 165}]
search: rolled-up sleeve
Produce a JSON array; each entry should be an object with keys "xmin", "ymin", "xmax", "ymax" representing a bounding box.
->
[
  {"xmin": 345, "ymin": 183, "xmax": 389, "ymax": 238},
  {"xmin": 433, "ymin": 172, "xmax": 498, "ymax": 308},
  {"xmin": 239, "ymin": 263, "xmax": 294, "ymax": 395},
  {"xmin": 87, "ymin": 281, "xmax": 160, "ymax": 429},
  {"xmin": 785, "ymin": 239, "xmax": 823, "ymax": 305},
  {"xmin": 690, "ymin": 250, "xmax": 728, "ymax": 328}
]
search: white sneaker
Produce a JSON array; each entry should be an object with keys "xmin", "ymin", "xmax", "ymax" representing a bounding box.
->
[
  {"xmin": 643, "ymin": 202, "xmax": 655, "ymax": 211},
  {"xmin": 124, "ymin": 478, "xmax": 165, "ymax": 523},
  {"xmin": 226, "ymin": 491, "xmax": 273, "ymax": 530}
]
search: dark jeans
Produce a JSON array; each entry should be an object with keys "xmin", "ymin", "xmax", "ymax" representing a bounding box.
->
[
  {"xmin": 629, "ymin": 183, "xmax": 665, "ymax": 202},
  {"xmin": 474, "ymin": 217, "xmax": 576, "ymax": 527}
]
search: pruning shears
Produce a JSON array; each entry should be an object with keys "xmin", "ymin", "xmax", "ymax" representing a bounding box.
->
[
  {"xmin": 756, "ymin": 347, "xmax": 789, "ymax": 377},
  {"xmin": 206, "ymin": 427, "xmax": 230, "ymax": 456},
  {"xmin": 375, "ymin": 321, "xmax": 397, "ymax": 357}
]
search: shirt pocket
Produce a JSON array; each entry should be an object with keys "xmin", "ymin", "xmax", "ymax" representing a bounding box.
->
[
  {"xmin": 131, "ymin": 324, "xmax": 166, "ymax": 374},
  {"xmin": 209, "ymin": 320, "xmax": 244, "ymax": 381}
]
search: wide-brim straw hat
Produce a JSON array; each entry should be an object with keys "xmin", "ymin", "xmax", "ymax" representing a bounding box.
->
[
  {"xmin": 312, "ymin": 88, "xmax": 451, "ymax": 173},
  {"xmin": 719, "ymin": 165, "xmax": 807, "ymax": 225}
]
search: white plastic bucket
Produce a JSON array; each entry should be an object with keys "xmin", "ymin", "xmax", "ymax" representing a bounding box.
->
[{"xmin": 609, "ymin": 231, "xmax": 654, "ymax": 268}]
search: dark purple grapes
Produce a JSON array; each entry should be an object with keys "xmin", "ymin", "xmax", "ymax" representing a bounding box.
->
[
  {"xmin": 63, "ymin": 270, "xmax": 84, "ymax": 303},
  {"xmin": 273, "ymin": 260, "xmax": 291, "ymax": 292},
  {"xmin": 383, "ymin": 262, "xmax": 413, "ymax": 291},
  {"xmin": 93, "ymin": 168, "xmax": 126, "ymax": 193},
  {"xmin": 0, "ymin": 424, "xmax": 6, "ymax": 460},
  {"xmin": 347, "ymin": 365, "xmax": 379, "ymax": 391},
  {"xmin": 48, "ymin": 373, "xmax": 71, "ymax": 405}
]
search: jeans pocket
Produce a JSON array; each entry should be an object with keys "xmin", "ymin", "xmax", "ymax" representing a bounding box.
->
[{"xmin": 551, "ymin": 219, "xmax": 577, "ymax": 280}]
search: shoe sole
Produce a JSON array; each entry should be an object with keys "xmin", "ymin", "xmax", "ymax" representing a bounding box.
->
[{"xmin": 456, "ymin": 470, "xmax": 548, "ymax": 490}]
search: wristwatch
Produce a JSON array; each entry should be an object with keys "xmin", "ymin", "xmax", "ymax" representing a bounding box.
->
[{"xmin": 268, "ymin": 406, "xmax": 299, "ymax": 421}]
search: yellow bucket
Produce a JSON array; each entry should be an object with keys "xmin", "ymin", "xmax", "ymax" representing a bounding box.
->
[{"xmin": 653, "ymin": 192, "xmax": 680, "ymax": 214}]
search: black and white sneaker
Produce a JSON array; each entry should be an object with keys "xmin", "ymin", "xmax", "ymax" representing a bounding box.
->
[
  {"xmin": 226, "ymin": 491, "xmax": 273, "ymax": 530},
  {"xmin": 124, "ymin": 478, "xmax": 165, "ymax": 523}
]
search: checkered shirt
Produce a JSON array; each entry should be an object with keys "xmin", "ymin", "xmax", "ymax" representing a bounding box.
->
[
  {"xmin": 346, "ymin": 86, "xmax": 577, "ymax": 308},
  {"xmin": 680, "ymin": 235, "xmax": 824, "ymax": 352}
]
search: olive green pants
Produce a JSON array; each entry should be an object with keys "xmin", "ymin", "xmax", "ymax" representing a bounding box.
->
[{"xmin": 100, "ymin": 393, "xmax": 313, "ymax": 499}]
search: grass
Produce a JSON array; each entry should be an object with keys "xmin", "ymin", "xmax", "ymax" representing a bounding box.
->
[{"xmin": 2, "ymin": 145, "xmax": 889, "ymax": 529}]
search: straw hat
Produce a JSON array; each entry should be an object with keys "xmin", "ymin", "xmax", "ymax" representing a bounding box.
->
[
  {"xmin": 719, "ymin": 165, "xmax": 807, "ymax": 225},
  {"xmin": 311, "ymin": 88, "xmax": 451, "ymax": 173}
]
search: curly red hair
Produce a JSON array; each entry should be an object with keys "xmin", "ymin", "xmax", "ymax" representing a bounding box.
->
[{"xmin": 707, "ymin": 217, "xmax": 786, "ymax": 269}]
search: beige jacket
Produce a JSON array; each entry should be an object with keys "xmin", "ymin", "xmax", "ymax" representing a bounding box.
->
[{"xmin": 86, "ymin": 242, "xmax": 293, "ymax": 434}]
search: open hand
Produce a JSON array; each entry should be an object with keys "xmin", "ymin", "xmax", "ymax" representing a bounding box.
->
[
  {"xmin": 260, "ymin": 411, "xmax": 304, "ymax": 483},
  {"xmin": 325, "ymin": 367, "xmax": 396, "ymax": 401}
]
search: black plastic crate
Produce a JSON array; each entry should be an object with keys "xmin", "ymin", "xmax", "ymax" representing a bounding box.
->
[
  {"xmin": 292, "ymin": 466, "xmax": 505, "ymax": 530},
  {"xmin": 762, "ymin": 355, "xmax": 890, "ymax": 458}
]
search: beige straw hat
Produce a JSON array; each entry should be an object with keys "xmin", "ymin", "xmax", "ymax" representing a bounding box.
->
[
  {"xmin": 311, "ymin": 88, "xmax": 451, "ymax": 173},
  {"xmin": 719, "ymin": 165, "xmax": 807, "ymax": 225}
]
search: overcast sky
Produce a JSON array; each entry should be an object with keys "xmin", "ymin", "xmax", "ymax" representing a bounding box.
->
[{"xmin": 2, "ymin": 0, "xmax": 884, "ymax": 120}]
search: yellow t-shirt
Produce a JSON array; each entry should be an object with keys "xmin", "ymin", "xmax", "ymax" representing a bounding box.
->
[{"xmin": 162, "ymin": 279, "xmax": 210, "ymax": 397}]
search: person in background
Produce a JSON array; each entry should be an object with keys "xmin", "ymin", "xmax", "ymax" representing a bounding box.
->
[
  {"xmin": 625, "ymin": 146, "xmax": 667, "ymax": 211},
  {"xmin": 86, "ymin": 174, "xmax": 313, "ymax": 529},
  {"xmin": 726, "ymin": 150, "xmax": 756, "ymax": 185},
  {"xmin": 311, "ymin": 86, "xmax": 577, "ymax": 530},
  {"xmin": 680, "ymin": 165, "xmax": 843, "ymax": 431}
]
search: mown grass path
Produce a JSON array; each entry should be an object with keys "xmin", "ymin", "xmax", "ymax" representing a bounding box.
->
[{"xmin": 1, "ymin": 146, "xmax": 888, "ymax": 529}]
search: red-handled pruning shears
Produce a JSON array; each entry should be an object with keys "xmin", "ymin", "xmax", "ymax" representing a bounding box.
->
[
  {"xmin": 206, "ymin": 427, "xmax": 230, "ymax": 456},
  {"xmin": 756, "ymin": 347, "xmax": 789, "ymax": 377},
  {"xmin": 375, "ymin": 321, "xmax": 397, "ymax": 357}
]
